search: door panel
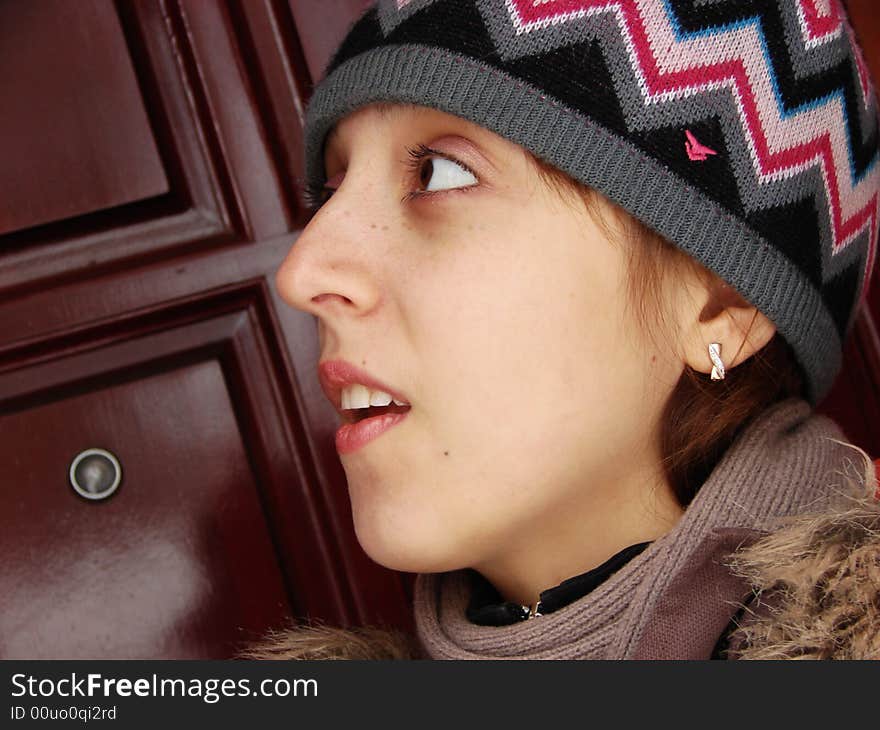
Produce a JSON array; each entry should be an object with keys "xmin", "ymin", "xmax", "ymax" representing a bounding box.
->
[
  {"xmin": 0, "ymin": 0, "xmax": 168, "ymax": 235},
  {"xmin": 0, "ymin": 357, "xmax": 289, "ymax": 658},
  {"xmin": 0, "ymin": 0, "xmax": 412, "ymax": 660}
]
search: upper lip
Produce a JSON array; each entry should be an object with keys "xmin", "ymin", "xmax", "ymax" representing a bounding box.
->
[{"xmin": 317, "ymin": 359, "xmax": 411, "ymax": 416}]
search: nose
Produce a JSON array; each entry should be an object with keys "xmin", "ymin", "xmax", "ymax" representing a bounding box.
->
[{"xmin": 275, "ymin": 187, "xmax": 383, "ymax": 321}]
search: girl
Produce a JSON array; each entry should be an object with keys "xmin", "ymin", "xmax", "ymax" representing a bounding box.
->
[{"xmin": 260, "ymin": 0, "xmax": 880, "ymax": 659}]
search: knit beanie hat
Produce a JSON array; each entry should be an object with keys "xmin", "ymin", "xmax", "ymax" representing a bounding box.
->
[{"xmin": 302, "ymin": 0, "xmax": 880, "ymax": 404}]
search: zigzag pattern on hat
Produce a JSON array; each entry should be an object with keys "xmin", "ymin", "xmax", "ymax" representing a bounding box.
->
[{"xmin": 367, "ymin": 0, "xmax": 879, "ymax": 312}]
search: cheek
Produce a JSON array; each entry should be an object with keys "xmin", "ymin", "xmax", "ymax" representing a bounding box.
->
[{"xmin": 410, "ymin": 218, "xmax": 638, "ymax": 466}]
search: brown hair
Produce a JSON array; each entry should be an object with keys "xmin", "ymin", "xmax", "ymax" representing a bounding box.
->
[{"xmin": 527, "ymin": 152, "xmax": 805, "ymax": 507}]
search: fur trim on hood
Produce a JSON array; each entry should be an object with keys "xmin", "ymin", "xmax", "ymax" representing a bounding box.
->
[
  {"xmin": 724, "ymin": 494, "xmax": 880, "ymax": 660},
  {"xmin": 236, "ymin": 623, "xmax": 417, "ymax": 660}
]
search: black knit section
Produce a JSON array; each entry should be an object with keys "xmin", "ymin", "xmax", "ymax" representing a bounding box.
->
[
  {"xmin": 747, "ymin": 197, "xmax": 825, "ymax": 289},
  {"xmin": 630, "ymin": 116, "xmax": 746, "ymax": 217},
  {"xmin": 382, "ymin": 0, "xmax": 498, "ymax": 62},
  {"xmin": 505, "ymin": 39, "xmax": 628, "ymax": 138},
  {"xmin": 325, "ymin": 7, "xmax": 384, "ymax": 76},
  {"xmin": 822, "ymin": 258, "xmax": 864, "ymax": 337}
]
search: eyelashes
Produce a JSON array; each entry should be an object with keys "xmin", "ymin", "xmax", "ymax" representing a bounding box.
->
[
  {"xmin": 302, "ymin": 144, "xmax": 480, "ymax": 212},
  {"xmin": 401, "ymin": 142, "xmax": 437, "ymax": 202}
]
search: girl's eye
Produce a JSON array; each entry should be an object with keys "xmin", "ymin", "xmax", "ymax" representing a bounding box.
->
[
  {"xmin": 304, "ymin": 144, "xmax": 479, "ymax": 212},
  {"xmin": 405, "ymin": 143, "xmax": 478, "ymax": 199},
  {"xmin": 416, "ymin": 155, "xmax": 478, "ymax": 192}
]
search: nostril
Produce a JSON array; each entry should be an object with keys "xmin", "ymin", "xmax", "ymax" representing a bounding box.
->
[{"xmin": 312, "ymin": 293, "xmax": 354, "ymax": 306}]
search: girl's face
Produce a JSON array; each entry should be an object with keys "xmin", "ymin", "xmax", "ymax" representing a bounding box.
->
[{"xmin": 277, "ymin": 103, "xmax": 685, "ymax": 584}]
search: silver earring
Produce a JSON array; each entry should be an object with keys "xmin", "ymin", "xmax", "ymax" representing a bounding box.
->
[{"xmin": 708, "ymin": 342, "xmax": 726, "ymax": 380}]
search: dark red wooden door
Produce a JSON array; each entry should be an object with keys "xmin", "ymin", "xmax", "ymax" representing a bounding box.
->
[
  {"xmin": 1, "ymin": 0, "xmax": 878, "ymax": 659},
  {"xmin": 0, "ymin": 0, "xmax": 407, "ymax": 659}
]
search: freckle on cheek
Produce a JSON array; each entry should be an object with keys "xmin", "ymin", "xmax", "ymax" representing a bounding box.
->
[
  {"xmin": 443, "ymin": 451, "xmax": 449, "ymax": 456},
  {"xmin": 370, "ymin": 223, "xmax": 377, "ymax": 229}
]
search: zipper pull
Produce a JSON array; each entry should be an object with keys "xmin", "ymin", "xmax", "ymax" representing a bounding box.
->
[{"xmin": 522, "ymin": 601, "xmax": 543, "ymax": 620}]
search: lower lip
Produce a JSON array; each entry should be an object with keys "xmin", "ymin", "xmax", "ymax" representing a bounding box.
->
[{"xmin": 335, "ymin": 411, "xmax": 409, "ymax": 455}]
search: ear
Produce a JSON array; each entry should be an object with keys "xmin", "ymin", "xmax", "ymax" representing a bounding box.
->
[{"xmin": 676, "ymin": 270, "xmax": 777, "ymax": 376}]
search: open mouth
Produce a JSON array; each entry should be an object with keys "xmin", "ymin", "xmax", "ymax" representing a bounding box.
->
[{"xmin": 343, "ymin": 403, "xmax": 412, "ymax": 424}]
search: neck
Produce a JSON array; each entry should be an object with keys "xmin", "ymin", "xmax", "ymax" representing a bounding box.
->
[{"xmin": 471, "ymin": 460, "xmax": 684, "ymax": 607}]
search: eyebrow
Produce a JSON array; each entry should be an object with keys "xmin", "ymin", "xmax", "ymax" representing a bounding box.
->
[{"xmin": 323, "ymin": 102, "xmax": 428, "ymax": 157}]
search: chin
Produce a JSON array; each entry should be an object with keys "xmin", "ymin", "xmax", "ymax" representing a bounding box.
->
[{"xmin": 350, "ymin": 507, "xmax": 464, "ymax": 575}]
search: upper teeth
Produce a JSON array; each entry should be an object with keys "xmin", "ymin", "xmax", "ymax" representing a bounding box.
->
[{"xmin": 341, "ymin": 384, "xmax": 407, "ymax": 410}]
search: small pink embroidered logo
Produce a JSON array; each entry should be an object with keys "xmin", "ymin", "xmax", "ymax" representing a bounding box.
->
[{"xmin": 685, "ymin": 129, "xmax": 718, "ymax": 162}]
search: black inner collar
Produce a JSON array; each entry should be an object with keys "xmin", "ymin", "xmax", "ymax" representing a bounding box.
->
[{"xmin": 465, "ymin": 541, "xmax": 652, "ymax": 626}]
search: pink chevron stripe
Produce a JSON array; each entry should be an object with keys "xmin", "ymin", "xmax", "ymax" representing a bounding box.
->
[
  {"xmin": 797, "ymin": 0, "xmax": 842, "ymax": 42},
  {"xmin": 505, "ymin": 0, "xmax": 877, "ymax": 285},
  {"xmin": 510, "ymin": 0, "xmax": 615, "ymax": 25}
]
